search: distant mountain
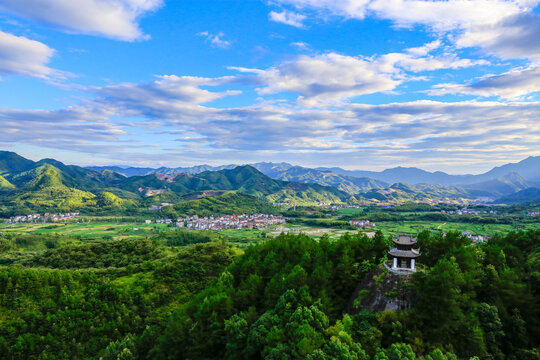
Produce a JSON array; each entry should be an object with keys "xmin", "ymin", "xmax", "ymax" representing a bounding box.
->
[
  {"xmin": 317, "ymin": 156, "xmax": 540, "ymax": 186},
  {"xmin": 251, "ymin": 164, "xmax": 388, "ymax": 194},
  {"xmin": 479, "ymin": 156, "xmax": 540, "ymax": 185},
  {"xmin": 317, "ymin": 166, "xmax": 472, "ymax": 186},
  {"xmin": 90, "ymin": 162, "xmax": 387, "ymax": 195},
  {"xmin": 495, "ymin": 187, "xmax": 540, "ymax": 205},
  {"xmin": 119, "ymin": 165, "xmax": 348, "ymax": 205},
  {"xmin": 463, "ymin": 172, "xmax": 530, "ymax": 197},
  {"xmin": 87, "ymin": 164, "xmax": 237, "ymax": 177},
  {"xmin": 357, "ymin": 183, "xmax": 471, "ymax": 204},
  {"xmin": 0, "ymin": 152, "xmax": 350, "ymax": 212},
  {"xmin": 89, "ymin": 156, "xmax": 540, "ymax": 191}
]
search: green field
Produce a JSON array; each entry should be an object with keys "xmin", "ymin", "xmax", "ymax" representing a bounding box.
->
[
  {"xmin": 0, "ymin": 219, "xmax": 172, "ymax": 240},
  {"xmin": 371, "ymin": 220, "xmax": 538, "ymax": 236}
]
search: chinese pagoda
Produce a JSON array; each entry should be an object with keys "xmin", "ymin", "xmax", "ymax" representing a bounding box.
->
[{"xmin": 388, "ymin": 235, "xmax": 421, "ymax": 272}]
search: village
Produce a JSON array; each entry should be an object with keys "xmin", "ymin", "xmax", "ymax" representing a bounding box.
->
[
  {"xmin": 150, "ymin": 213, "xmax": 286, "ymax": 231},
  {"xmin": 442, "ymin": 208, "xmax": 498, "ymax": 216},
  {"xmin": 349, "ymin": 219, "xmax": 376, "ymax": 228},
  {"xmin": 5, "ymin": 212, "xmax": 80, "ymax": 224}
]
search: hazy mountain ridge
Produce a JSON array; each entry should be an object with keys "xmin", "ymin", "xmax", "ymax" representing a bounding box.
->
[
  {"xmin": 495, "ymin": 187, "xmax": 540, "ymax": 205},
  {"xmin": 85, "ymin": 156, "xmax": 540, "ymax": 202}
]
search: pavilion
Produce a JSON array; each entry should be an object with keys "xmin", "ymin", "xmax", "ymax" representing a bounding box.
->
[{"xmin": 388, "ymin": 235, "xmax": 421, "ymax": 272}]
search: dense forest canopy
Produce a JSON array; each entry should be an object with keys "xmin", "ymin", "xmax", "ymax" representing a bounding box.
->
[{"xmin": 0, "ymin": 229, "xmax": 538, "ymax": 359}]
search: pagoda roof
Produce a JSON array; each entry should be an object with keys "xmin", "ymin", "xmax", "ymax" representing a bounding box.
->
[
  {"xmin": 393, "ymin": 235, "xmax": 417, "ymax": 245},
  {"xmin": 388, "ymin": 248, "xmax": 421, "ymax": 258}
]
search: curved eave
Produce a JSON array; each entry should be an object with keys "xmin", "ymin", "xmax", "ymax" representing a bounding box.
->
[
  {"xmin": 392, "ymin": 238, "xmax": 418, "ymax": 246},
  {"xmin": 388, "ymin": 250, "xmax": 421, "ymax": 258}
]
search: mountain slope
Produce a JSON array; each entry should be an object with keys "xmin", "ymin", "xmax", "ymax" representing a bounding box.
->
[
  {"xmin": 172, "ymin": 191, "xmax": 275, "ymax": 216},
  {"xmin": 252, "ymin": 164, "xmax": 388, "ymax": 194},
  {"xmin": 479, "ymin": 156, "xmax": 540, "ymax": 186},
  {"xmin": 0, "ymin": 175, "xmax": 15, "ymax": 190},
  {"xmin": 357, "ymin": 183, "xmax": 471, "ymax": 204},
  {"xmin": 120, "ymin": 165, "xmax": 349, "ymax": 204},
  {"xmin": 463, "ymin": 172, "xmax": 530, "ymax": 197},
  {"xmin": 495, "ymin": 187, "xmax": 540, "ymax": 205},
  {"xmin": 5, "ymin": 164, "xmax": 96, "ymax": 211},
  {"xmin": 0, "ymin": 151, "xmax": 35, "ymax": 175}
]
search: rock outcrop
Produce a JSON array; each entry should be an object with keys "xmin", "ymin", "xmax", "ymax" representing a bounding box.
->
[{"xmin": 348, "ymin": 264, "xmax": 415, "ymax": 314}]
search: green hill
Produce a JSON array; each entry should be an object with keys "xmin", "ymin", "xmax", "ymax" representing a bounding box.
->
[
  {"xmin": 0, "ymin": 175, "xmax": 15, "ymax": 190},
  {"xmin": 357, "ymin": 182, "xmax": 471, "ymax": 204},
  {"xmin": 171, "ymin": 191, "xmax": 275, "ymax": 216},
  {"xmin": 0, "ymin": 152, "xmax": 350, "ymax": 212},
  {"xmin": 121, "ymin": 165, "xmax": 348, "ymax": 205},
  {"xmin": 0, "ymin": 151, "xmax": 35, "ymax": 175}
]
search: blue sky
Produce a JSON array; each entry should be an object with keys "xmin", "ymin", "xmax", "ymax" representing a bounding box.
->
[{"xmin": 0, "ymin": 0, "xmax": 539, "ymax": 173}]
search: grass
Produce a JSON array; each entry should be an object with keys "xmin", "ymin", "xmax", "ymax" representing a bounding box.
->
[
  {"xmin": 0, "ymin": 219, "xmax": 172, "ymax": 240},
  {"xmin": 372, "ymin": 220, "xmax": 539, "ymax": 236}
]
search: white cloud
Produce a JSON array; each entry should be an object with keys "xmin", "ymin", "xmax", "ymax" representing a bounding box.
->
[
  {"xmin": 429, "ymin": 65, "xmax": 540, "ymax": 99},
  {"xmin": 455, "ymin": 12, "xmax": 540, "ymax": 60},
  {"xmin": 290, "ymin": 41, "xmax": 310, "ymax": 50},
  {"xmin": 94, "ymin": 75, "xmax": 241, "ymax": 117},
  {"xmin": 378, "ymin": 40, "xmax": 489, "ymax": 72},
  {"xmin": 269, "ymin": 10, "xmax": 307, "ymax": 28},
  {"xmin": 231, "ymin": 53, "xmax": 402, "ymax": 106},
  {"xmin": 272, "ymin": 0, "xmax": 540, "ymax": 60},
  {"xmin": 3, "ymin": 73, "xmax": 540, "ymax": 172},
  {"xmin": 197, "ymin": 31, "xmax": 231, "ymax": 48},
  {"xmin": 274, "ymin": 0, "xmax": 371, "ymax": 19},
  {"xmin": 0, "ymin": 30, "xmax": 55, "ymax": 78},
  {"xmin": 0, "ymin": 0, "xmax": 162, "ymax": 41}
]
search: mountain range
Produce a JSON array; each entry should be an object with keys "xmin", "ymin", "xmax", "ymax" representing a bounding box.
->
[
  {"xmin": 88, "ymin": 156, "xmax": 540, "ymax": 202},
  {"xmin": 0, "ymin": 151, "xmax": 349, "ymax": 213},
  {"xmin": 0, "ymin": 150, "xmax": 538, "ymax": 213}
]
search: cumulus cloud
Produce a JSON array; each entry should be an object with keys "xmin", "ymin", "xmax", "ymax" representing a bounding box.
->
[
  {"xmin": 229, "ymin": 46, "xmax": 486, "ymax": 106},
  {"xmin": 378, "ymin": 40, "xmax": 489, "ymax": 72},
  {"xmin": 429, "ymin": 65, "xmax": 540, "ymax": 99},
  {"xmin": 455, "ymin": 12, "xmax": 540, "ymax": 60},
  {"xmin": 231, "ymin": 53, "xmax": 402, "ymax": 106},
  {"xmin": 0, "ymin": 30, "xmax": 55, "ymax": 78},
  {"xmin": 269, "ymin": 10, "xmax": 307, "ymax": 28},
  {"xmin": 93, "ymin": 75, "xmax": 241, "ymax": 119},
  {"xmin": 0, "ymin": 0, "xmax": 162, "ymax": 41},
  {"xmin": 197, "ymin": 31, "xmax": 231, "ymax": 48}
]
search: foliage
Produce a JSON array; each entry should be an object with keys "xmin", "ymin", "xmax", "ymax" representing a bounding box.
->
[
  {"xmin": 169, "ymin": 191, "xmax": 276, "ymax": 217},
  {"xmin": 0, "ymin": 240, "xmax": 237, "ymax": 360}
]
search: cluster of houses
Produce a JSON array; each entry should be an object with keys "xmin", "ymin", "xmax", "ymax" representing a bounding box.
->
[
  {"xmin": 6, "ymin": 212, "xmax": 80, "ymax": 224},
  {"xmin": 321, "ymin": 204, "xmax": 362, "ymax": 210},
  {"xmin": 527, "ymin": 211, "xmax": 540, "ymax": 217},
  {"xmin": 461, "ymin": 231, "xmax": 490, "ymax": 242},
  {"xmin": 142, "ymin": 213, "xmax": 287, "ymax": 230},
  {"xmin": 184, "ymin": 214, "xmax": 286, "ymax": 231},
  {"xmin": 443, "ymin": 208, "xmax": 497, "ymax": 216},
  {"xmin": 349, "ymin": 219, "xmax": 376, "ymax": 228}
]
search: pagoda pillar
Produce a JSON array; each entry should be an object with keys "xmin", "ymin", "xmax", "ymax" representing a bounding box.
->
[
  {"xmin": 393, "ymin": 257, "xmax": 397, "ymax": 269},
  {"xmin": 411, "ymin": 259, "xmax": 415, "ymax": 270}
]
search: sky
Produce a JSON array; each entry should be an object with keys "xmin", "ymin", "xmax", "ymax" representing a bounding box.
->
[{"xmin": 0, "ymin": 0, "xmax": 539, "ymax": 173}]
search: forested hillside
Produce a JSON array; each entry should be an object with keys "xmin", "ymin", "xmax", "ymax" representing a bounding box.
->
[
  {"xmin": 0, "ymin": 230, "xmax": 538, "ymax": 359},
  {"xmin": 0, "ymin": 152, "xmax": 349, "ymax": 214}
]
